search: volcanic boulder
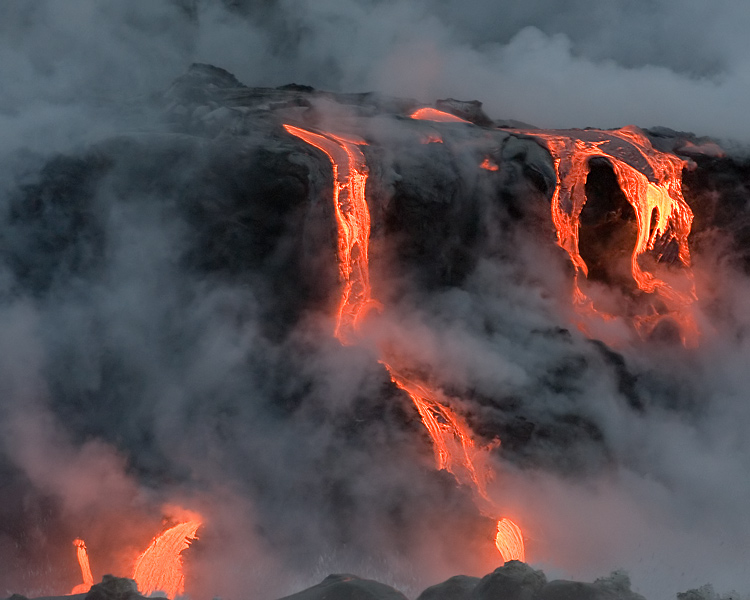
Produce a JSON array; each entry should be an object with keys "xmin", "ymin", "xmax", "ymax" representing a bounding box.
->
[
  {"xmin": 276, "ymin": 574, "xmax": 408, "ymax": 600},
  {"xmin": 415, "ymin": 575, "xmax": 482, "ymax": 600}
]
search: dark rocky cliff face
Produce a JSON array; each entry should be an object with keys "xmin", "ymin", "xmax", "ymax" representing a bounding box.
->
[{"xmin": 2, "ymin": 63, "xmax": 750, "ymax": 597}]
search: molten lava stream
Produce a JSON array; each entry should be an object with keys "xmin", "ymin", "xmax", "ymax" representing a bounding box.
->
[
  {"xmin": 384, "ymin": 363, "xmax": 491, "ymax": 499},
  {"xmin": 384, "ymin": 361, "xmax": 525, "ymax": 562},
  {"xmin": 518, "ymin": 126, "xmax": 698, "ymax": 344},
  {"xmin": 284, "ymin": 122, "xmax": 525, "ymax": 563},
  {"xmin": 70, "ymin": 538, "xmax": 93, "ymax": 594},
  {"xmin": 409, "ymin": 107, "xmax": 470, "ymax": 123},
  {"xmin": 282, "ymin": 124, "xmax": 377, "ymax": 345},
  {"xmin": 132, "ymin": 520, "xmax": 201, "ymax": 599}
]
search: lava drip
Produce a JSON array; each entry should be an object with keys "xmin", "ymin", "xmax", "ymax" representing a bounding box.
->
[
  {"xmin": 70, "ymin": 539, "xmax": 94, "ymax": 594},
  {"xmin": 132, "ymin": 520, "xmax": 201, "ymax": 599},
  {"xmin": 523, "ymin": 126, "xmax": 697, "ymax": 343},
  {"xmin": 284, "ymin": 123, "xmax": 525, "ymax": 563}
]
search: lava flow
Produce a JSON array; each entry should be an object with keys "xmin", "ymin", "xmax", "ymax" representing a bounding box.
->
[
  {"xmin": 385, "ymin": 364, "xmax": 493, "ymax": 501},
  {"xmin": 282, "ymin": 124, "xmax": 377, "ymax": 345},
  {"xmin": 132, "ymin": 520, "xmax": 201, "ymax": 599},
  {"xmin": 519, "ymin": 126, "xmax": 698, "ymax": 343},
  {"xmin": 285, "ymin": 122, "xmax": 525, "ymax": 563},
  {"xmin": 70, "ymin": 539, "xmax": 93, "ymax": 594},
  {"xmin": 410, "ymin": 107, "xmax": 470, "ymax": 123}
]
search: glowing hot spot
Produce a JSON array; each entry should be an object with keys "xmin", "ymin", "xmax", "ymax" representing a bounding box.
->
[
  {"xmin": 132, "ymin": 520, "xmax": 201, "ymax": 599},
  {"xmin": 421, "ymin": 133, "xmax": 444, "ymax": 144},
  {"xmin": 481, "ymin": 157, "xmax": 499, "ymax": 172}
]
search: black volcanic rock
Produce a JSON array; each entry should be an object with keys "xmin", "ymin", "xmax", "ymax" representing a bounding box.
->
[
  {"xmin": 469, "ymin": 561, "xmax": 547, "ymax": 600},
  {"xmin": 85, "ymin": 576, "xmax": 159, "ymax": 600},
  {"xmin": 276, "ymin": 574, "xmax": 408, "ymax": 600},
  {"xmin": 416, "ymin": 575, "xmax": 481, "ymax": 600}
]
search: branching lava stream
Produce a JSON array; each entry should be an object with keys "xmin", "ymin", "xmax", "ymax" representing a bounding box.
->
[{"xmin": 284, "ymin": 122, "xmax": 525, "ymax": 563}]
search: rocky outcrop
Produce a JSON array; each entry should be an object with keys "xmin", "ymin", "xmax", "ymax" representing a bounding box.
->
[
  {"xmin": 277, "ymin": 574, "xmax": 408, "ymax": 600},
  {"xmin": 416, "ymin": 575, "xmax": 481, "ymax": 600}
]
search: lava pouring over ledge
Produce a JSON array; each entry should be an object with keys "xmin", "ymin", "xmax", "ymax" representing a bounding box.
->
[
  {"xmin": 284, "ymin": 122, "xmax": 525, "ymax": 563},
  {"xmin": 66, "ymin": 518, "xmax": 200, "ymax": 599},
  {"xmin": 132, "ymin": 520, "xmax": 201, "ymax": 599},
  {"xmin": 516, "ymin": 126, "xmax": 698, "ymax": 344}
]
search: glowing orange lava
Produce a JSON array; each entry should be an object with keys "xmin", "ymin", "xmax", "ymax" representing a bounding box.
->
[
  {"xmin": 480, "ymin": 157, "xmax": 499, "ymax": 172},
  {"xmin": 283, "ymin": 124, "xmax": 378, "ymax": 345},
  {"xmin": 519, "ymin": 126, "xmax": 697, "ymax": 344},
  {"xmin": 385, "ymin": 364, "xmax": 492, "ymax": 499},
  {"xmin": 132, "ymin": 520, "xmax": 201, "ymax": 599},
  {"xmin": 495, "ymin": 518, "xmax": 525, "ymax": 563},
  {"xmin": 386, "ymin": 362, "xmax": 525, "ymax": 562},
  {"xmin": 69, "ymin": 538, "xmax": 93, "ymax": 594},
  {"xmin": 285, "ymin": 122, "xmax": 525, "ymax": 563},
  {"xmin": 410, "ymin": 107, "xmax": 470, "ymax": 123}
]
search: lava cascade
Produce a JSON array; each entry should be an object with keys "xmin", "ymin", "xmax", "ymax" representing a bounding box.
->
[
  {"xmin": 69, "ymin": 539, "xmax": 93, "ymax": 594},
  {"xmin": 281, "ymin": 125, "xmax": 377, "ymax": 345},
  {"xmin": 132, "ymin": 520, "xmax": 201, "ymax": 599},
  {"xmin": 284, "ymin": 122, "xmax": 525, "ymax": 563},
  {"xmin": 480, "ymin": 157, "xmax": 499, "ymax": 172},
  {"xmin": 519, "ymin": 126, "xmax": 697, "ymax": 343}
]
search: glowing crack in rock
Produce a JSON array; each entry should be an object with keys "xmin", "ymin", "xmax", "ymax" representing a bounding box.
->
[
  {"xmin": 69, "ymin": 538, "xmax": 94, "ymax": 595},
  {"xmin": 519, "ymin": 126, "xmax": 698, "ymax": 344},
  {"xmin": 285, "ymin": 123, "xmax": 525, "ymax": 563},
  {"xmin": 132, "ymin": 520, "xmax": 201, "ymax": 599}
]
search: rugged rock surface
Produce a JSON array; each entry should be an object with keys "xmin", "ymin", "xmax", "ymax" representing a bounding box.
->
[
  {"xmin": 271, "ymin": 563, "xmax": 684, "ymax": 600},
  {"xmin": 3, "ymin": 63, "xmax": 750, "ymax": 595}
]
